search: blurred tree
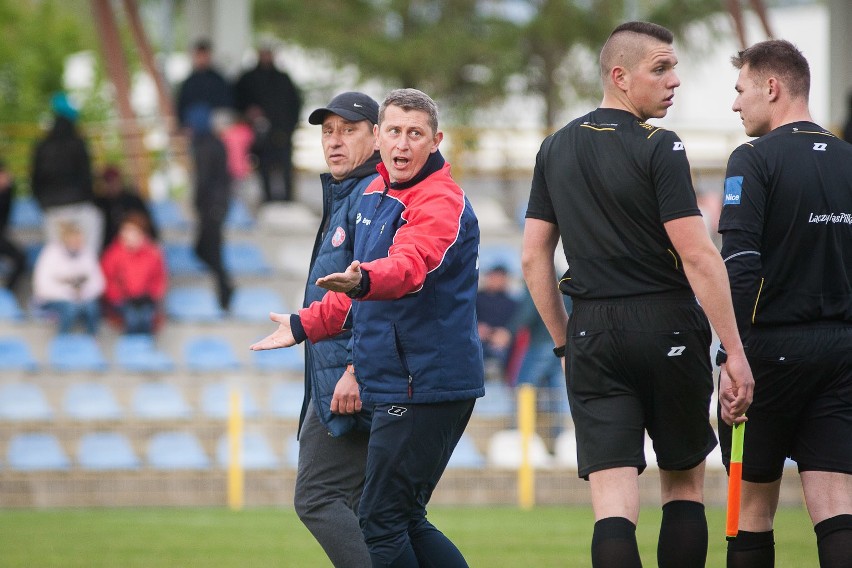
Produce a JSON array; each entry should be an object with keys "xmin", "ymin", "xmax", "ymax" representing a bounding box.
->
[
  {"xmin": 0, "ymin": 1, "xmax": 93, "ymax": 124},
  {"xmin": 256, "ymin": 0, "xmax": 729, "ymax": 131},
  {"xmin": 254, "ymin": 0, "xmax": 522, "ymax": 123}
]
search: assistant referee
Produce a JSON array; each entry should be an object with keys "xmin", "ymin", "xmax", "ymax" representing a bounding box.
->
[
  {"xmin": 718, "ymin": 39, "xmax": 852, "ymax": 568},
  {"xmin": 522, "ymin": 21, "xmax": 754, "ymax": 568}
]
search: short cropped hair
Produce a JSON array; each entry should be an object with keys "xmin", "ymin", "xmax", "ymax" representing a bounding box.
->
[
  {"xmin": 731, "ymin": 39, "xmax": 810, "ymax": 101},
  {"xmin": 378, "ymin": 88, "xmax": 439, "ymax": 135},
  {"xmin": 600, "ymin": 21, "xmax": 674, "ymax": 78}
]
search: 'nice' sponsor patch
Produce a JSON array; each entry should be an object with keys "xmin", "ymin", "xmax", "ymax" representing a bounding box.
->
[{"xmin": 724, "ymin": 176, "xmax": 743, "ymax": 205}]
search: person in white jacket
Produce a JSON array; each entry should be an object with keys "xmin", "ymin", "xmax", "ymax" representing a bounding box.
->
[{"xmin": 33, "ymin": 221, "xmax": 105, "ymax": 334}]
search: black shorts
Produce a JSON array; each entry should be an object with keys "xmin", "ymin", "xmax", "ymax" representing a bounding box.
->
[
  {"xmin": 567, "ymin": 294, "xmax": 716, "ymax": 479},
  {"xmin": 718, "ymin": 324, "xmax": 852, "ymax": 483}
]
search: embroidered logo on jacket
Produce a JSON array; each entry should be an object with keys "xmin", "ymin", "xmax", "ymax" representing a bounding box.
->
[{"xmin": 331, "ymin": 226, "xmax": 346, "ymax": 247}]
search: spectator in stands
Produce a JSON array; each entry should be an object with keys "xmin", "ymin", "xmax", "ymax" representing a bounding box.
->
[
  {"xmin": 95, "ymin": 165, "xmax": 157, "ymax": 252},
  {"xmin": 175, "ymin": 38, "xmax": 232, "ymax": 131},
  {"xmin": 509, "ymin": 285, "xmax": 572, "ymax": 441},
  {"xmin": 843, "ymin": 91, "xmax": 852, "ymax": 144},
  {"xmin": 187, "ymin": 104, "xmax": 234, "ymax": 311},
  {"xmin": 476, "ymin": 264, "xmax": 518, "ymax": 379},
  {"xmin": 30, "ymin": 92, "xmax": 102, "ymax": 252},
  {"xmin": 33, "ymin": 221, "xmax": 104, "ymax": 335},
  {"xmin": 100, "ymin": 212, "xmax": 167, "ymax": 334},
  {"xmin": 0, "ymin": 159, "xmax": 26, "ymax": 291},
  {"xmin": 212, "ymin": 109, "xmax": 257, "ymax": 210},
  {"xmin": 234, "ymin": 45, "xmax": 302, "ymax": 202},
  {"xmin": 252, "ymin": 88, "xmax": 483, "ymax": 567}
]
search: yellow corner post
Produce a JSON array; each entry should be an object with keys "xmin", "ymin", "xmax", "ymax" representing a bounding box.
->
[
  {"xmin": 227, "ymin": 386, "xmax": 244, "ymax": 511},
  {"xmin": 517, "ymin": 383, "xmax": 536, "ymax": 510}
]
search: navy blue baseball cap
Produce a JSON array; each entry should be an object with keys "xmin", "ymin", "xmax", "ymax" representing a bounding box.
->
[{"xmin": 308, "ymin": 92, "xmax": 379, "ymax": 125}]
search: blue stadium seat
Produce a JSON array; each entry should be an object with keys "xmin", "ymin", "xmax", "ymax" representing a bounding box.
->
[
  {"xmin": 200, "ymin": 383, "xmax": 259, "ymax": 419},
  {"xmin": 223, "ymin": 242, "xmax": 272, "ymax": 276},
  {"xmin": 9, "ymin": 196, "xmax": 43, "ymax": 230},
  {"xmin": 113, "ymin": 334, "xmax": 175, "ymax": 373},
  {"xmin": 165, "ymin": 286, "xmax": 224, "ymax": 322},
  {"xmin": 269, "ymin": 381, "xmax": 305, "ymax": 419},
  {"xmin": 230, "ymin": 287, "xmax": 287, "ymax": 322},
  {"xmin": 131, "ymin": 382, "xmax": 192, "ymax": 420},
  {"xmin": 77, "ymin": 432, "xmax": 140, "ymax": 470},
  {"xmin": 225, "ymin": 199, "xmax": 256, "ymax": 230},
  {"xmin": 150, "ymin": 199, "xmax": 190, "ymax": 231},
  {"xmin": 216, "ymin": 432, "xmax": 279, "ymax": 470},
  {"xmin": 0, "ymin": 383, "xmax": 53, "ymax": 421},
  {"xmin": 473, "ymin": 382, "xmax": 515, "ymax": 417},
  {"xmin": 253, "ymin": 344, "xmax": 304, "ymax": 373},
  {"xmin": 24, "ymin": 242, "xmax": 43, "ymax": 271},
  {"xmin": 7, "ymin": 433, "xmax": 70, "ymax": 471},
  {"xmin": 0, "ymin": 337, "xmax": 38, "ymax": 372},
  {"xmin": 184, "ymin": 336, "xmax": 241, "ymax": 372},
  {"xmin": 63, "ymin": 382, "xmax": 123, "ymax": 420},
  {"xmin": 285, "ymin": 439, "xmax": 300, "ymax": 468},
  {"xmin": 0, "ymin": 289, "xmax": 24, "ymax": 321},
  {"xmin": 163, "ymin": 242, "xmax": 206, "ymax": 276},
  {"xmin": 446, "ymin": 434, "xmax": 485, "ymax": 469},
  {"xmin": 147, "ymin": 431, "xmax": 210, "ymax": 470},
  {"xmin": 48, "ymin": 334, "xmax": 108, "ymax": 372}
]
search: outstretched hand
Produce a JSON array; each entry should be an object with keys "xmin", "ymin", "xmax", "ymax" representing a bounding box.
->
[
  {"xmin": 718, "ymin": 351, "xmax": 754, "ymax": 426},
  {"xmin": 316, "ymin": 260, "xmax": 362, "ymax": 293},
  {"xmin": 249, "ymin": 312, "xmax": 296, "ymax": 351}
]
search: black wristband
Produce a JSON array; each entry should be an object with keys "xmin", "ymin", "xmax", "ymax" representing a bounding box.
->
[
  {"xmin": 553, "ymin": 345, "xmax": 566, "ymax": 358},
  {"xmin": 715, "ymin": 347, "xmax": 728, "ymax": 366}
]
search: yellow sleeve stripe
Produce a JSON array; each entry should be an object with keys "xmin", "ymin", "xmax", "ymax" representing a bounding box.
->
[
  {"xmin": 579, "ymin": 124, "xmax": 616, "ymax": 132},
  {"xmin": 666, "ymin": 249, "xmax": 679, "ymax": 269},
  {"xmin": 751, "ymin": 277, "xmax": 765, "ymax": 323},
  {"xmin": 792, "ymin": 130, "xmax": 835, "ymax": 137}
]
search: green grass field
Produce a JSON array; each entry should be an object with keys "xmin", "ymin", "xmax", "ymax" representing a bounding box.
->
[{"xmin": 0, "ymin": 505, "xmax": 818, "ymax": 567}]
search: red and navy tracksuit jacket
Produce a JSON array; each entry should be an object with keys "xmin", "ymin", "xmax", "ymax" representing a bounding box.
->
[{"xmin": 295, "ymin": 151, "xmax": 485, "ymax": 405}]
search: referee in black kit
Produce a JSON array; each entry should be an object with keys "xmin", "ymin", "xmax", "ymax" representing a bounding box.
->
[
  {"xmin": 522, "ymin": 21, "xmax": 754, "ymax": 568},
  {"xmin": 718, "ymin": 39, "xmax": 852, "ymax": 568}
]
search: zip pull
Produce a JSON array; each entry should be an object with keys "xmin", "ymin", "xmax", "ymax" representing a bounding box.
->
[{"xmin": 408, "ymin": 375, "xmax": 413, "ymax": 399}]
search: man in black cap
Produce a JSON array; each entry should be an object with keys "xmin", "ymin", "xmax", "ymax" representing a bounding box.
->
[{"xmin": 289, "ymin": 92, "xmax": 380, "ymax": 568}]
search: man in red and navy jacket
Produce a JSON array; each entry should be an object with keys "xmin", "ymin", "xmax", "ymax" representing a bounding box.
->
[{"xmin": 252, "ymin": 88, "xmax": 483, "ymax": 567}]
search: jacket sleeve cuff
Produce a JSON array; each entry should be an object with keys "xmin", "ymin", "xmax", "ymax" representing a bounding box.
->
[{"xmin": 290, "ymin": 314, "xmax": 308, "ymax": 344}]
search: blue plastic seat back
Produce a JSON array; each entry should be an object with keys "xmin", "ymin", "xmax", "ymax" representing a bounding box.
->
[
  {"xmin": 147, "ymin": 431, "xmax": 209, "ymax": 470},
  {"xmin": 7, "ymin": 433, "xmax": 70, "ymax": 471},
  {"xmin": 473, "ymin": 382, "xmax": 515, "ymax": 418},
  {"xmin": 163, "ymin": 243, "xmax": 206, "ymax": 276},
  {"xmin": 165, "ymin": 286, "xmax": 224, "ymax": 322},
  {"xmin": 150, "ymin": 200, "xmax": 190, "ymax": 231},
  {"xmin": 216, "ymin": 431, "xmax": 279, "ymax": 470},
  {"xmin": 0, "ymin": 337, "xmax": 38, "ymax": 372},
  {"xmin": 229, "ymin": 287, "xmax": 287, "ymax": 322},
  {"xmin": 200, "ymin": 383, "xmax": 259, "ymax": 419},
  {"xmin": 224, "ymin": 199, "xmax": 255, "ymax": 230},
  {"xmin": 131, "ymin": 382, "xmax": 192, "ymax": 420},
  {"xmin": 184, "ymin": 336, "xmax": 241, "ymax": 372},
  {"xmin": 63, "ymin": 382, "xmax": 123, "ymax": 420},
  {"xmin": 223, "ymin": 242, "xmax": 271, "ymax": 276},
  {"xmin": 0, "ymin": 289, "xmax": 23, "ymax": 321},
  {"xmin": 446, "ymin": 434, "xmax": 485, "ymax": 469},
  {"xmin": 268, "ymin": 381, "xmax": 305, "ymax": 419},
  {"xmin": 0, "ymin": 383, "xmax": 53, "ymax": 420},
  {"xmin": 77, "ymin": 432, "xmax": 140, "ymax": 470},
  {"xmin": 9, "ymin": 196, "xmax": 44, "ymax": 230},
  {"xmin": 48, "ymin": 334, "xmax": 108, "ymax": 372},
  {"xmin": 114, "ymin": 334, "xmax": 175, "ymax": 373}
]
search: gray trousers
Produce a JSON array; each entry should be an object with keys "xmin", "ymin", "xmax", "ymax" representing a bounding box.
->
[{"xmin": 294, "ymin": 402, "xmax": 371, "ymax": 568}]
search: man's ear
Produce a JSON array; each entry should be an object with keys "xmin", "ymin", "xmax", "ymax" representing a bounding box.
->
[
  {"xmin": 611, "ymin": 66, "xmax": 628, "ymax": 91},
  {"xmin": 766, "ymin": 77, "xmax": 780, "ymax": 102}
]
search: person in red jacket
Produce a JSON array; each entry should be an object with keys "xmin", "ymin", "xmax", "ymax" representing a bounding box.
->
[{"xmin": 100, "ymin": 212, "xmax": 167, "ymax": 334}]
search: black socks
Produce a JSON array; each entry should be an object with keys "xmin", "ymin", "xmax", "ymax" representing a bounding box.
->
[
  {"xmin": 657, "ymin": 500, "xmax": 708, "ymax": 568},
  {"xmin": 592, "ymin": 516, "xmax": 642, "ymax": 568}
]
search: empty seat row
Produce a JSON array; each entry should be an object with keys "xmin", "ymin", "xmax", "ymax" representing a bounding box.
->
[
  {"xmin": 3, "ymin": 431, "xmax": 284, "ymax": 472},
  {"xmin": 10, "ymin": 197, "xmax": 255, "ymax": 233},
  {"xmin": 0, "ymin": 381, "xmax": 305, "ymax": 421},
  {"xmin": 2, "ymin": 430, "xmax": 486, "ymax": 472},
  {"xmin": 163, "ymin": 242, "xmax": 271, "ymax": 277},
  {"xmin": 0, "ymin": 286, "xmax": 289, "ymax": 325},
  {"xmin": 0, "ymin": 333, "xmax": 304, "ymax": 373}
]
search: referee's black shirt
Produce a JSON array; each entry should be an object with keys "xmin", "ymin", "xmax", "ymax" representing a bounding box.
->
[
  {"xmin": 719, "ymin": 121, "xmax": 852, "ymax": 335},
  {"xmin": 526, "ymin": 108, "xmax": 701, "ymax": 300}
]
